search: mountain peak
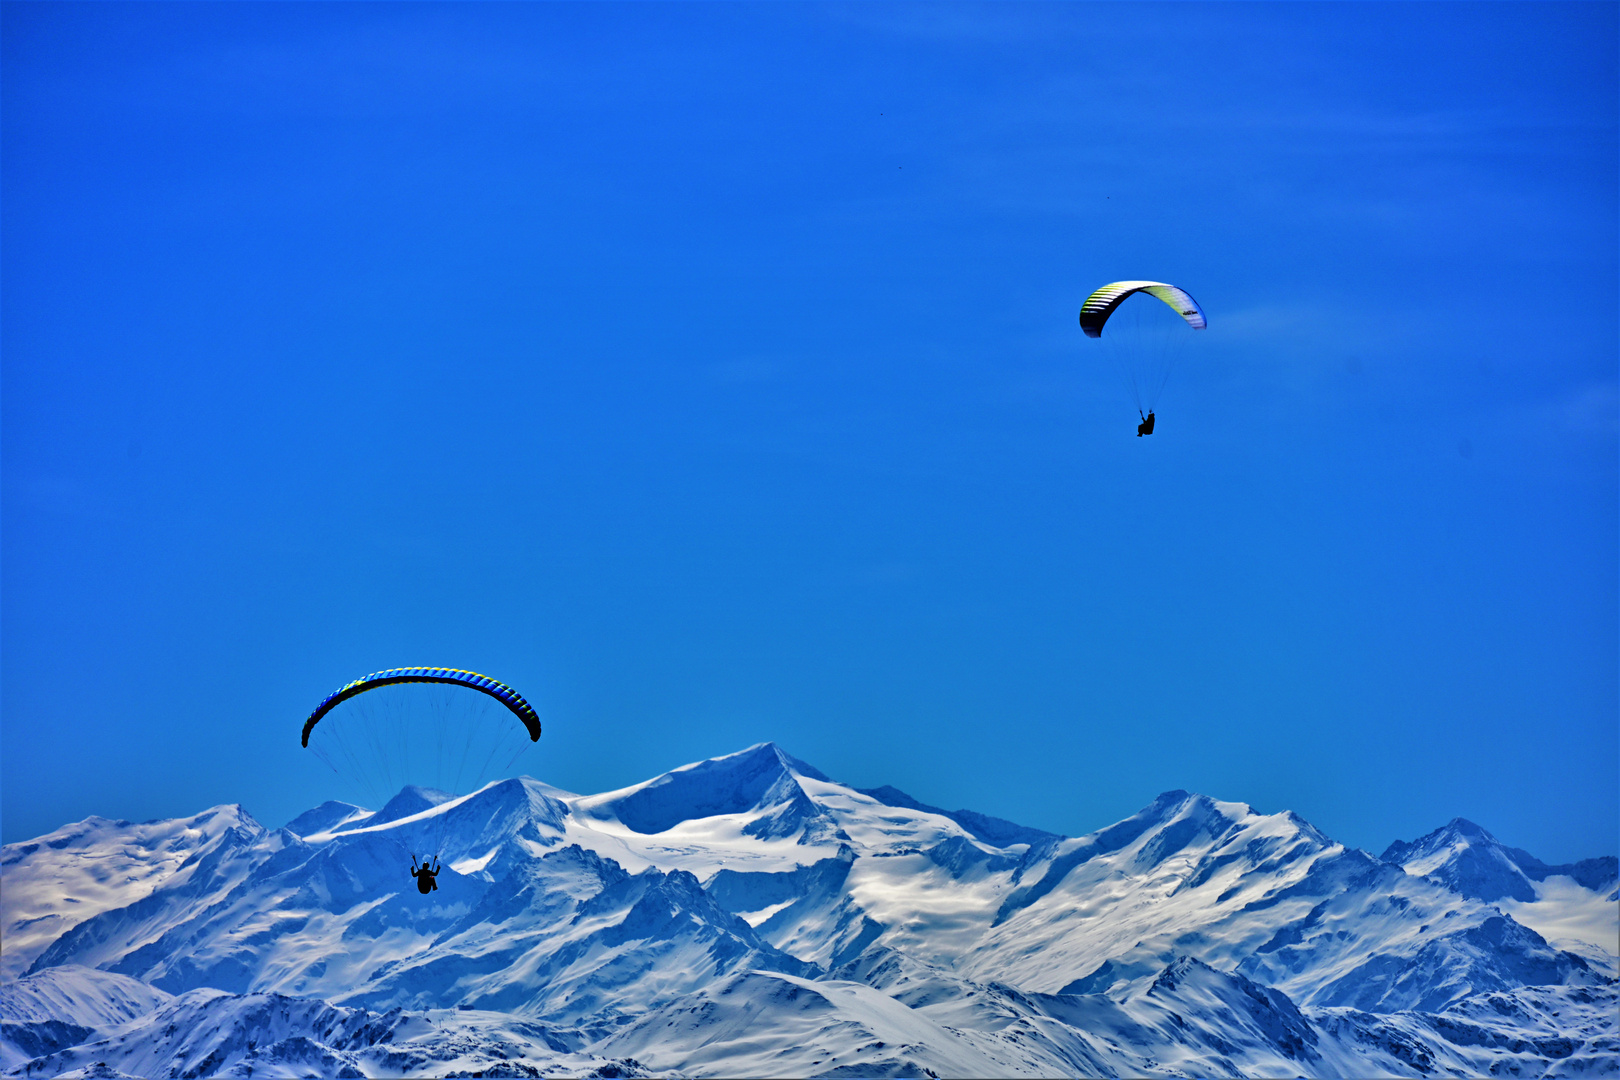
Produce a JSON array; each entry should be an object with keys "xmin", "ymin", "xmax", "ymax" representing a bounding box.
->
[
  {"xmin": 1382, "ymin": 818, "xmax": 1535, "ymax": 902},
  {"xmin": 283, "ymin": 801, "xmax": 370, "ymax": 838},
  {"xmin": 1141, "ymin": 790, "xmax": 1235, "ymax": 821},
  {"xmin": 1135, "ymin": 790, "xmax": 1254, "ymax": 833},
  {"xmin": 745, "ymin": 742, "xmax": 831, "ymax": 782},
  {"xmin": 576, "ymin": 743, "xmax": 830, "ymax": 836},
  {"xmin": 1384, "ymin": 818, "xmax": 1618, "ymax": 902},
  {"xmin": 1445, "ymin": 817, "xmax": 1496, "ymax": 842},
  {"xmin": 371, "ymin": 786, "xmax": 455, "ymax": 826}
]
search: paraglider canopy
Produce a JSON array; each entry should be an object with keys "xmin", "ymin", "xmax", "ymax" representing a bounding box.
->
[
  {"xmin": 1080, "ymin": 281, "xmax": 1206, "ymax": 338},
  {"xmin": 301, "ymin": 667, "xmax": 541, "ymax": 747}
]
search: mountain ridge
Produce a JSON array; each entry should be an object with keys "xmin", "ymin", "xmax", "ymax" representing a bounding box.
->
[
  {"xmin": 1382, "ymin": 816, "xmax": 1620, "ymax": 902},
  {"xmin": 3, "ymin": 742, "xmax": 1614, "ymax": 1078}
]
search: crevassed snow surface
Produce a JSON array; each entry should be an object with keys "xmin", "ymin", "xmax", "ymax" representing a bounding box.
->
[{"xmin": 3, "ymin": 742, "xmax": 1614, "ymax": 1078}]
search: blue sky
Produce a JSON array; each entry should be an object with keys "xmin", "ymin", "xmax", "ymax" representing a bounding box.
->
[{"xmin": 3, "ymin": 2, "xmax": 1615, "ymax": 863}]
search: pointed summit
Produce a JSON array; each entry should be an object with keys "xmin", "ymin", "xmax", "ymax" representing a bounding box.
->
[
  {"xmin": 1380, "ymin": 818, "xmax": 1533, "ymax": 902},
  {"xmin": 1382, "ymin": 819, "xmax": 1618, "ymax": 902},
  {"xmin": 575, "ymin": 743, "xmax": 835, "ymax": 840},
  {"xmin": 371, "ymin": 785, "xmax": 456, "ymax": 826},
  {"xmin": 750, "ymin": 741, "xmax": 833, "ymax": 782}
]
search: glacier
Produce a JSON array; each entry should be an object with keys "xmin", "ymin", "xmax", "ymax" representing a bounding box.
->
[{"xmin": 3, "ymin": 741, "xmax": 1615, "ymax": 1078}]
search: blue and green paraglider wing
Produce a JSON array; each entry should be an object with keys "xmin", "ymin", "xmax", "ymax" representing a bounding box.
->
[{"xmin": 301, "ymin": 668, "xmax": 541, "ymax": 747}]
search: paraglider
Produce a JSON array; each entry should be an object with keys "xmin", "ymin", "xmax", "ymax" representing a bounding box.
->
[
  {"xmin": 1080, "ymin": 280, "xmax": 1206, "ymax": 434},
  {"xmin": 411, "ymin": 854, "xmax": 441, "ymax": 894},
  {"xmin": 299, "ymin": 668, "xmax": 542, "ymax": 883}
]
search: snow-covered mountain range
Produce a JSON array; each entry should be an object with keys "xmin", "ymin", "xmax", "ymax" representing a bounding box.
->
[{"xmin": 3, "ymin": 743, "xmax": 1615, "ymax": 1078}]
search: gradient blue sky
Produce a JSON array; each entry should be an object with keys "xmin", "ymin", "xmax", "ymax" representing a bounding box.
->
[{"xmin": 4, "ymin": 2, "xmax": 1615, "ymax": 863}]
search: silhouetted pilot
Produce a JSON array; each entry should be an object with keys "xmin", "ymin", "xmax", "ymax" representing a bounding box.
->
[
  {"xmin": 410, "ymin": 855, "xmax": 440, "ymax": 894},
  {"xmin": 1137, "ymin": 410, "xmax": 1155, "ymax": 437}
]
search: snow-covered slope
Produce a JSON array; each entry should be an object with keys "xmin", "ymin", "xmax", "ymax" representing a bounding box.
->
[
  {"xmin": 1381, "ymin": 817, "xmax": 1619, "ymax": 968},
  {"xmin": 0, "ymin": 806, "xmax": 262, "ymax": 979},
  {"xmin": 0, "ymin": 965, "xmax": 171, "ymax": 1028},
  {"xmin": 7, "ymin": 959, "xmax": 1612, "ymax": 1079},
  {"xmin": 960, "ymin": 791, "xmax": 1606, "ymax": 1012},
  {"xmin": 8, "ymin": 986, "xmax": 650, "ymax": 1079},
  {"xmin": 0, "ymin": 966, "xmax": 172, "ymax": 1071},
  {"xmin": 3, "ymin": 741, "xmax": 1614, "ymax": 1078}
]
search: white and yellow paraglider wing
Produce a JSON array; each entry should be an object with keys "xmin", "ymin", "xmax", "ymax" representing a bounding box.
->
[{"xmin": 1079, "ymin": 280, "xmax": 1206, "ymax": 338}]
